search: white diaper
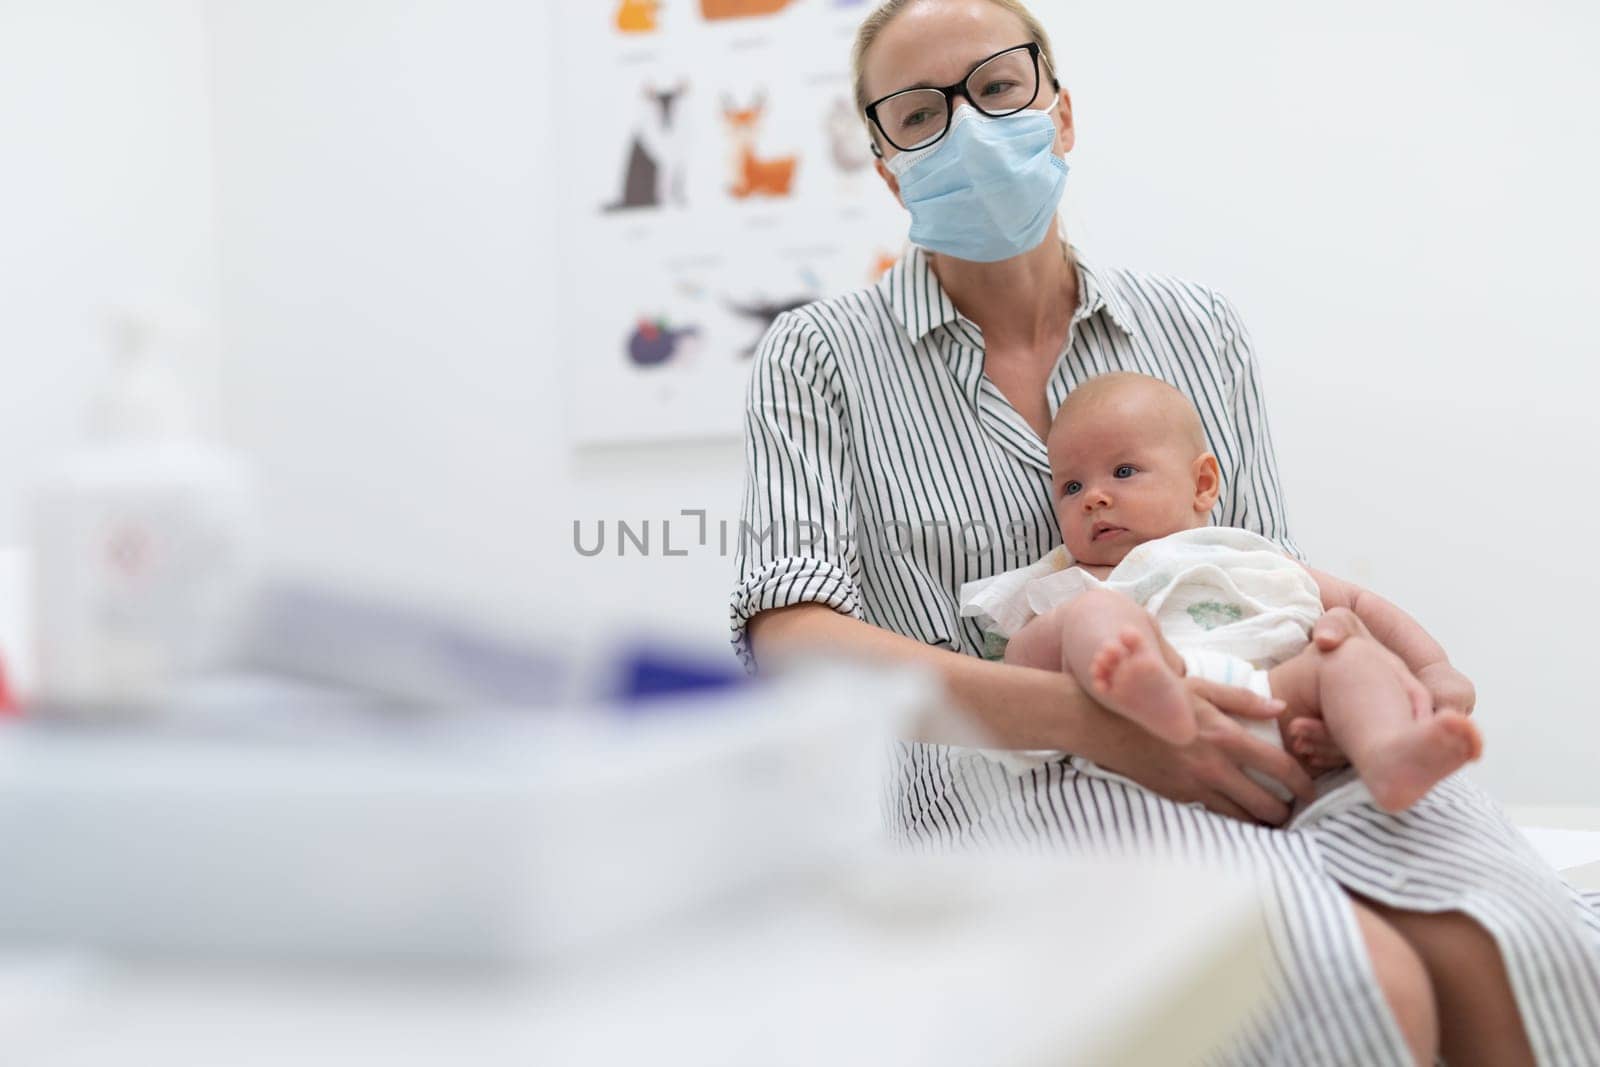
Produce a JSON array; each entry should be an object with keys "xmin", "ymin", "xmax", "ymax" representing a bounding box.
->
[{"xmin": 1070, "ymin": 648, "xmax": 1292, "ymax": 803}]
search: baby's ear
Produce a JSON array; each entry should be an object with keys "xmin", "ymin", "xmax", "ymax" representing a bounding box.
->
[{"xmin": 1192, "ymin": 453, "xmax": 1222, "ymax": 512}]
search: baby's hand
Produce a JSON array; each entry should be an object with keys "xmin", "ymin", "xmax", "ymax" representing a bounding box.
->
[
  {"xmin": 1284, "ymin": 717, "xmax": 1345, "ymax": 772},
  {"xmin": 1416, "ymin": 662, "xmax": 1477, "ymax": 718}
]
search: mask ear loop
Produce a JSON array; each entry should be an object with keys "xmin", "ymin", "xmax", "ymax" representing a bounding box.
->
[{"xmin": 1038, "ymin": 52, "xmax": 1062, "ymax": 116}]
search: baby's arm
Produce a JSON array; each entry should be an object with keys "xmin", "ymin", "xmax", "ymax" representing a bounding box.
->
[{"xmin": 1304, "ymin": 567, "xmax": 1476, "ymax": 715}]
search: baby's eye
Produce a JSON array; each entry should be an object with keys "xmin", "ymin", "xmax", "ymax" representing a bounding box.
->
[
  {"xmin": 1063, "ymin": 480, "xmax": 1082, "ymax": 496},
  {"xmin": 1114, "ymin": 465, "xmax": 1137, "ymax": 479}
]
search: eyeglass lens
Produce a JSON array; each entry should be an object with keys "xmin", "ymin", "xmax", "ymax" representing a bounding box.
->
[{"xmin": 876, "ymin": 47, "xmax": 1039, "ymax": 152}]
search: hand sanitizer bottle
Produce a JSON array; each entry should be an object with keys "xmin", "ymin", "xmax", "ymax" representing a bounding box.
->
[{"xmin": 31, "ymin": 311, "xmax": 257, "ymax": 716}]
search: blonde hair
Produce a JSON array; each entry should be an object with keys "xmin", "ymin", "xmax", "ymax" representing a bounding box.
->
[{"xmin": 850, "ymin": 0, "xmax": 1059, "ymax": 120}]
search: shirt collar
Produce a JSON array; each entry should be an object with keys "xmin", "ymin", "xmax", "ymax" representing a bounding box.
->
[
  {"xmin": 876, "ymin": 244, "xmax": 961, "ymax": 345},
  {"xmin": 876, "ymin": 238, "xmax": 1141, "ymax": 346},
  {"xmin": 1072, "ymin": 249, "xmax": 1141, "ymax": 340}
]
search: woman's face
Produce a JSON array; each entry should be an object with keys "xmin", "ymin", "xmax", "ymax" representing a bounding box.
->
[{"xmin": 863, "ymin": 0, "xmax": 1073, "ymax": 195}]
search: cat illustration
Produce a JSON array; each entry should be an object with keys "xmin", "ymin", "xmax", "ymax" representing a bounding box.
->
[
  {"xmin": 615, "ymin": 0, "xmax": 660, "ymax": 33},
  {"xmin": 723, "ymin": 95, "xmax": 798, "ymax": 199},
  {"xmin": 700, "ymin": 0, "xmax": 791, "ymax": 19},
  {"xmin": 727, "ymin": 294, "xmax": 814, "ymax": 356},
  {"xmin": 826, "ymin": 97, "xmax": 873, "ymax": 173},
  {"xmin": 605, "ymin": 83, "xmax": 689, "ymax": 212}
]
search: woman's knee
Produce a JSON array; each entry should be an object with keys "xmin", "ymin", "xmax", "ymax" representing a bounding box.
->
[
  {"xmin": 1368, "ymin": 906, "xmax": 1523, "ymax": 1004},
  {"xmin": 1353, "ymin": 901, "xmax": 1439, "ymax": 1064}
]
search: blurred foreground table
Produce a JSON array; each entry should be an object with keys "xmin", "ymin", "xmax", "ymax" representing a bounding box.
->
[
  {"xmin": 8, "ymin": 854, "xmax": 1271, "ymax": 1067},
  {"xmin": 0, "ymin": 662, "xmax": 1273, "ymax": 1065}
]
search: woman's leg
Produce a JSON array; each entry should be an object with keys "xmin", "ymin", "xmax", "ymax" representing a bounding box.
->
[
  {"xmin": 897, "ymin": 744, "xmax": 1419, "ymax": 1065},
  {"xmin": 1355, "ymin": 897, "xmax": 1533, "ymax": 1066},
  {"xmin": 894, "ymin": 740, "xmax": 1600, "ymax": 1063},
  {"xmin": 1305, "ymin": 773, "xmax": 1600, "ymax": 1064},
  {"xmin": 1349, "ymin": 900, "xmax": 1438, "ymax": 1065}
]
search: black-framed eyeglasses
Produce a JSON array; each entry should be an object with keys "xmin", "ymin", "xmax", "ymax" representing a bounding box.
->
[{"xmin": 864, "ymin": 42, "xmax": 1058, "ymax": 157}]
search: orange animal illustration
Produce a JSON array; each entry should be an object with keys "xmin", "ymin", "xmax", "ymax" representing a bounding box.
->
[
  {"xmin": 723, "ymin": 95, "xmax": 798, "ymax": 199},
  {"xmin": 700, "ymin": 0, "xmax": 792, "ymax": 19},
  {"xmin": 615, "ymin": 0, "xmax": 660, "ymax": 33}
]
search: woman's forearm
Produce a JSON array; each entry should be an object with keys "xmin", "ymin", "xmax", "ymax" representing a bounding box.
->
[
  {"xmin": 1308, "ymin": 567, "xmax": 1450, "ymax": 672},
  {"xmin": 747, "ymin": 603, "xmax": 1123, "ymax": 752},
  {"xmin": 1347, "ymin": 586, "xmax": 1451, "ymax": 672},
  {"xmin": 749, "ymin": 604, "xmax": 1313, "ymax": 822}
]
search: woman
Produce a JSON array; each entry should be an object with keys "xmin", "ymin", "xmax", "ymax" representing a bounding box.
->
[{"xmin": 730, "ymin": 1, "xmax": 1600, "ymax": 1063}]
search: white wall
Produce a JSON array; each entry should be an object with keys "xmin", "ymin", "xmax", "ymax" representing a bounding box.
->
[
  {"xmin": 0, "ymin": 1, "xmax": 220, "ymax": 542},
  {"xmin": 76, "ymin": 0, "xmax": 1594, "ymax": 805}
]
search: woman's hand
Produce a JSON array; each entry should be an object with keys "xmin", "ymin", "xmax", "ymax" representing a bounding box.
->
[
  {"xmin": 1096, "ymin": 675, "xmax": 1315, "ymax": 826},
  {"xmin": 1415, "ymin": 661, "xmax": 1476, "ymax": 716}
]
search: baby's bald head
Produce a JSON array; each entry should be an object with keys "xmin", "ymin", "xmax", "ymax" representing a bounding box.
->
[
  {"xmin": 1048, "ymin": 372, "xmax": 1208, "ymax": 461},
  {"xmin": 1046, "ymin": 373, "xmax": 1223, "ymax": 566}
]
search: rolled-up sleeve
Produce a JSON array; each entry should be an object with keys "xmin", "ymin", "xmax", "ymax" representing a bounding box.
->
[
  {"xmin": 1212, "ymin": 293, "xmax": 1304, "ymax": 561},
  {"xmin": 729, "ymin": 311, "xmax": 864, "ymax": 672}
]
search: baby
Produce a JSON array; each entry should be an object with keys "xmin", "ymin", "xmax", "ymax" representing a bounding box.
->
[{"xmin": 963, "ymin": 372, "xmax": 1481, "ymax": 813}]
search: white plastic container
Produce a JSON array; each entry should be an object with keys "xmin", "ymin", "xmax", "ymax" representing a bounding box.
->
[
  {"xmin": 30, "ymin": 312, "xmax": 256, "ymax": 714},
  {"xmin": 0, "ymin": 663, "xmax": 936, "ymax": 965}
]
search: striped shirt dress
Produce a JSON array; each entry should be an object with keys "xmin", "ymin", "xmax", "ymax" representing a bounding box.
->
[{"xmin": 730, "ymin": 243, "xmax": 1600, "ymax": 1064}]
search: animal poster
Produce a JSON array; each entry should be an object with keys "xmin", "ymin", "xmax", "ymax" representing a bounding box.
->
[{"xmin": 557, "ymin": 0, "xmax": 909, "ymax": 445}]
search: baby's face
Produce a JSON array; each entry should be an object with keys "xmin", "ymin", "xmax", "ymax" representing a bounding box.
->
[{"xmin": 1048, "ymin": 399, "xmax": 1208, "ymax": 566}]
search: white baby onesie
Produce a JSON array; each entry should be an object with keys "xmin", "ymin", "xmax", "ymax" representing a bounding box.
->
[{"xmin": 958, "ymin": 527, "xmax": 1324, "ymax": 788}]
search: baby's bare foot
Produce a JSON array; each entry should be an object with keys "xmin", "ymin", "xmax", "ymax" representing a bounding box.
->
[
  {"xmin": 1089, "ymin": 627, "xmax": 1197, "ymax": 744},
  {"xmin": 1362, "ymin": 712, "xmax": 1483, "ymax": 813}
]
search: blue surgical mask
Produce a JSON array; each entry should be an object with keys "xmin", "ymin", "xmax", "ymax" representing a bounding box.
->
[{"xmin": 886, "ymin": 99, "xmax": 1068, "ymax": 263}]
